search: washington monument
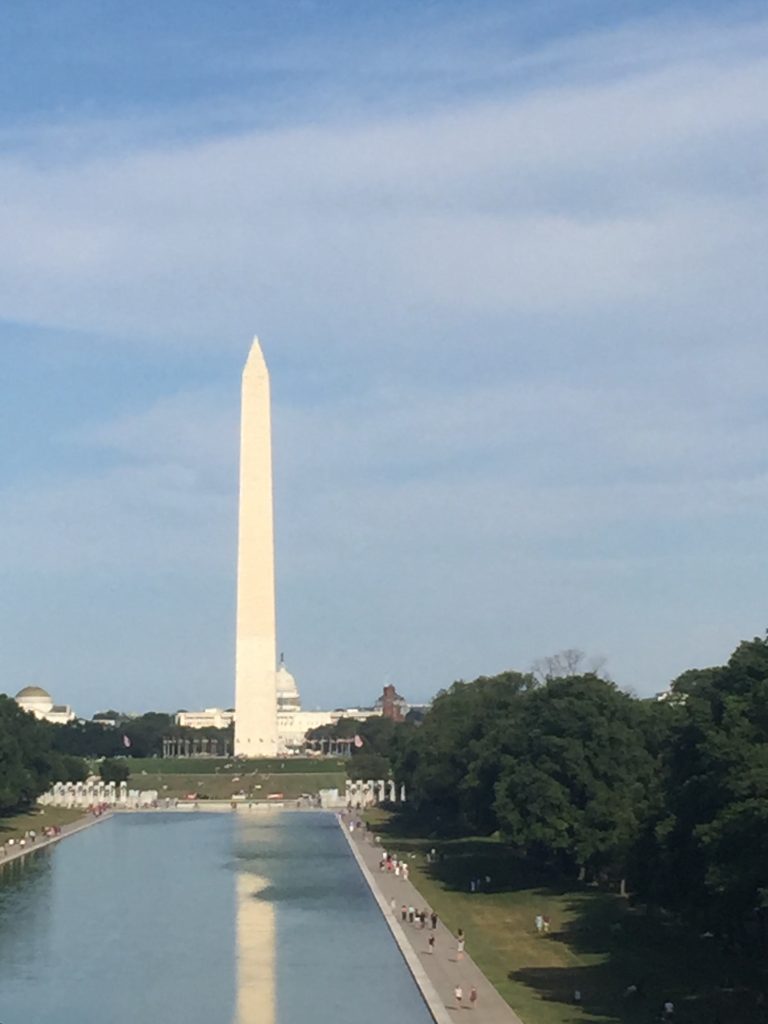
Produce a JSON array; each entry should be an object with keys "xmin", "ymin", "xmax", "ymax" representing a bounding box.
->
[{"xmin": 234, "ymin": 338, "xmax": 278, "ymax": 756}]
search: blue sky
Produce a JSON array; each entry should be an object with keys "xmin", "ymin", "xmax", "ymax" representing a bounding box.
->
[{"xmin": 1, "ymin": 1, "xmax": 767, "ymax": 715}]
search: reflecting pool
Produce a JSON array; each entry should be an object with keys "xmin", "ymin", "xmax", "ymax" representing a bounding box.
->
[{"xmin": 0, "ymin": 811, "xmax": 433, "ymax": 1023}]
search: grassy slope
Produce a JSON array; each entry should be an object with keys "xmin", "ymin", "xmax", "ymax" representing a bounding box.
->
[
  {"xmin": 368, "ymin": 811, "xmax": 764, "ymax": 1024},
  {"xmin": 127, "ymin": 755, "xmax": 347, "ymax": 800},
  {"xmin": 126, "ymin": 757, "xmax": 347, "ymax": 775},
  {"xmin": 130, "ymin": 770, "xmax": 346, "ymax": 800}
]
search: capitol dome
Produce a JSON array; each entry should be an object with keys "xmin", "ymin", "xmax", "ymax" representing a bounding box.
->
[
  {"xmin": 15, "ymin": 686, "xmax": 54, "ymax": 715},
  {"xmin": 276, "ymin": 660, "xmax": 301, "ymax": 712}
]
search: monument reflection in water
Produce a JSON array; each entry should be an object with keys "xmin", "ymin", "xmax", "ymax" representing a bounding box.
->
[
  {"xmin": 235, "ymin": 868, "xmax": 275, "ymax": 1023},
  {"xmin": 0, "ymin": 812, "xmax": 433, "ymax": 1024}
]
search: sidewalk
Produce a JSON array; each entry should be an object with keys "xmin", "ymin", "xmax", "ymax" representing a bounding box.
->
[
  {"xmin": 343, "ymin": 821, "xmax": 525, "ymax": 1023},
  {"xmin": 0, "ymin": 812, "xmax": 109, "ymax": 869}
]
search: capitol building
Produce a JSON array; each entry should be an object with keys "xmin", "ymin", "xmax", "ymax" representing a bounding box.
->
[{"xmin": 176, "ymin": 660, "xmax": 386, "ymax": 753}]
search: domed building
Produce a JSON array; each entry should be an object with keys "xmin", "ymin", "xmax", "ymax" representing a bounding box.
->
[
  {"xmin": 276, "ymin": 658, "xmax": 301, "ymax": 713},
  {"xmin": 275, "ymin": 658, "xmax": 340, "ymax": 752},
  {"xmin": 15, "ymin": 686, "xmax": 76, "ymax": 725}
]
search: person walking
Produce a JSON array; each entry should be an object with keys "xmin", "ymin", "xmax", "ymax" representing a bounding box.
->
[
  {"xmin": 454, "ymin": 985, "xmax": 463, "ymax": 1009},
  {"xmin": 469, "ymin": 986, "xmax": 478, "ymax": 1010},
  {"xmin": 430, "ymin": 910, "xmax": 438, "ymax": 930},
  {"xmin": 457, "ymin": 936, "xmax": 465, "ymax": 961},
  {"xmin": 427, "ymin": 934, "xmax": 435, "ymax": 954}
]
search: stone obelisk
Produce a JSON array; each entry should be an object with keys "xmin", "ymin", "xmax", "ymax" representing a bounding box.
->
[{"xmin": 234, "ymin": 337, "xmax": 278, "ymax": 756}]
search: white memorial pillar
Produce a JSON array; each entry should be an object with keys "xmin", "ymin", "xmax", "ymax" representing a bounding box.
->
[{"xmin": 234, "ymin": 338, "xmax": 278, "ymax": 757}]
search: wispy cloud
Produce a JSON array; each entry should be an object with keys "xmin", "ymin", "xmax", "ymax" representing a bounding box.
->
[
  {"xmin": 0, "ymin": 11, "xmax": 765, "ymax": 354},
  {"xmin": 1, "ymin": 6, "xmax": 767, "ymax": 711}
]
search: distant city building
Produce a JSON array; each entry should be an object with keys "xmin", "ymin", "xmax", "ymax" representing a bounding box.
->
[
  {"xmin": 655, "ymin": 688, "xmax": 687, "ymax": 705},
  {"xmin": 278, "ymin": 709, "xmax": 335, "ymax": 751},
  {"xmin": 15, "ymin": 686, "xmax": 76, "ymax": 725},
  {"xmin": 175, "ymin": 708, "xmax": 235, "ymax": 730},
  {"xmin": 331, "ymin": 707, "xmax": 382, "ymax": 723},
  {"xmin": 376, "ymin": 684, "xmax": 407, "ymax": 722}
]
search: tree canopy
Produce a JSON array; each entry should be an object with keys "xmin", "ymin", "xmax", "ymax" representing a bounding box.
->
[
  {"xmin": 385, "ymin": 634, "xmax": 768, "ymax": 941},
  {"xmin": 0, "ymin": 695, "xmax": 87, "ymax": 814}
]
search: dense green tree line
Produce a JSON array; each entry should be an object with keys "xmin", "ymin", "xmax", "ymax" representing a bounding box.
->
[
  {"xmin": 0, "ymin": 701, "xmax": 231, "ymax": 816},
  {"xmin": 0, "ymin": 695, "xmax": 87, "ymax": 814},
  {"xmin": 307, "ymin": 714, "xmax": 417, "ymax": 780},
  {"xmin": 390, "ymin": 634, "xmax": 768, "ymax": 940},
  {"xmin": 50, "ymin": 713, "xmax": 232, "ymax": 759}
]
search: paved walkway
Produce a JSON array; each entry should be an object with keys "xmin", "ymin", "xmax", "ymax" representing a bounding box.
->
[
  {"xmin": 0, "ymin": 812, "xmax": 109, "ymax": 868},
  {"xmin": 343, "ymin": 820, "xmax": 525, "ymax": 1024}
]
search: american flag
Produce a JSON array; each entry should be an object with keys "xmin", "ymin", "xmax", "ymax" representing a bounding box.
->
[
  {"xmin": 122, "ymin": 735, "xmax": 132, "ymax": 749},
  {"xmin": 353, "ymin": 734, "xmax": 364, "ymax": 748}
]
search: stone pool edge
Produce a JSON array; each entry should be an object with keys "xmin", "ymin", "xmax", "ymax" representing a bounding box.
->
[{"xmin": 338, "ymin": 817, "xmax": 453, "ymax": 1024}]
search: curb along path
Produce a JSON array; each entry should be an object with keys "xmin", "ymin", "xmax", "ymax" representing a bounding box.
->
[{"xmin": 340, "ymin": 818, "xmax": 524, "ymax": 1024}]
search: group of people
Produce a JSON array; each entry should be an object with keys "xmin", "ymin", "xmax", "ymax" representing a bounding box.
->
[
  {"xmin": 0, "ymin": 824, "xmax": 63, "ymax": 858},
  {"xmin": 453, "ymin": 984, "xmax": 478, "ymax": 1010},
  {"xmin": 2, "ymin": 830, "xmax": 36, "ymax": 857},
  {"xmin": 361, "ymin": 821, "xmax": 683, "ymax": 1020},
  {"xmin": 360, "ymin": 825, "xmax": 483, "ymax": 1014},
  {"xmin": 396, "ymin": 901, "xmax": 439, "ymax": 931},
  {"xmin": 379, "ymin": 850, "xmax": 410, "ymax": 881}
]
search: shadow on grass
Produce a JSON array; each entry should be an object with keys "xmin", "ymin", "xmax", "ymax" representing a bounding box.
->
[
  {"xmin": 374, "ymin": 813, "xmax": 768, "ymax": 1024},
  {"xmin": 511, "ymin": 896, "xmax": 767, "ymax": 1024},
  {"xmin": 375, "ymin": 821, "xmax": 569, "ymax": 896}
]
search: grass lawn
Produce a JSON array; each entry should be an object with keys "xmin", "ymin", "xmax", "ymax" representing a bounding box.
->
[
  {"xmin": 130, "ymin": 769, "xmax": 346, "ymax": 801},
  {"xmin": 0, "ymin": 806, "xmax": 85, "ymax": 844},
  {"xmin": 126, "ymin": 757, "xmax": 347, "ymax": 775},
  {"xmin": 367, "ymin": 810, "xmax": 764, "ymax": 1024}
]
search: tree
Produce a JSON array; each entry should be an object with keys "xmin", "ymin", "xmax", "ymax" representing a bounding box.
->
[
  {"xmin": 306, "ymin": 717, "xmax": 359, "ymax": 742},
  {"xmin": 531, "ymin": 648, "xmax": 609, "ymax": 683},
  {"xmin": 347, "ymin": 752, "xmax": 390, "ymax": 780},
  {"xmin": 493, "ymin": 675, "xmax": 656, "ymax": 882},
  {"xmin": 0, "ymin": 695, "xmax": 72, "ymax": 813},
  {"xmin": 395, "ymin": 671, "xmax": 536, "ymax": 833},
  {"xmin": 123, "ymin": 712, "xmax": 173, "ymax": 757},
  {"xmin": 52, "ymin": 753, "xmax": 89, "ymax": 783},
  {"xmin": 648, "ymin": 634, "xmax": 768, "ymax": 935},
  {"xmin": 93, "ymin": 709, "xmax": 126, "ymax": 721},
  {"xmin": 99, "ymin": 758, "xmax": 130, "ymax": 784}
]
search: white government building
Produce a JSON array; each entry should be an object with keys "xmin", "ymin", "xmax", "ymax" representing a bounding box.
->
[{"xmin": 175, "ymin": 660, "xmax": 382, "ymax": 753}]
